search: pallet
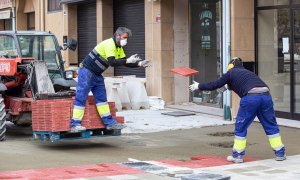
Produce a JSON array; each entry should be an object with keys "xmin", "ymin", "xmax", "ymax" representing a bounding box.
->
[{"xmin": 33, "ymin": 129, "xmax": 121, "ymax": 142}]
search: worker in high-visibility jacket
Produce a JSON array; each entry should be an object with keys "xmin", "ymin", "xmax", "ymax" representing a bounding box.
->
[
  {"xmin": 189, "ymin": 57, "xmax": 286, "ymax": 163},
  {"xmin": 71, "ymin": 27, "xmax": 150, "ymax": 132}
]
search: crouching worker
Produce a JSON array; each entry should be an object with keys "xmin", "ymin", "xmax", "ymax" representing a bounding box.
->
[
  {"xmin": 71, "ymin": 27, "xmax": 150, "ymax": 132},
  {"xmin": 189, "ymin": 57, "xmax": 286, "ymax": 163}
]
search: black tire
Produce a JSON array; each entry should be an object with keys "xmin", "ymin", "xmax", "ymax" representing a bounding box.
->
[{"xmin": 0, "ymin": 96, "xmax": 6, "ymax": 141}]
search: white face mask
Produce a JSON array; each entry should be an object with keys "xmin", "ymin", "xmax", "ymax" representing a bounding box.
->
[{"xmin": 120, "ymin": 38, "xmax": 127, "ymax": 47}]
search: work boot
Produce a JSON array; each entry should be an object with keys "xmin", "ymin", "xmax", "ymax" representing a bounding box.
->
[
  {"xmin": 70, "ymin": 125, "xmax": 86, "ymax": 133},
  {"xmin": 274, "ymin": 147, "xmax": 286, "ymax": 161},
  {"xmin": 227, "ymin": 155, "xmax": 244, "ymax": 163},
  {"xmin": 275, "ymin": 154, "xmax": 286, "ymax": 161},
  {"xmin": 106, "ymin": 123, "xmax": 126, "ymax": 130},
  {"xmin": 70, "ymin": 119, "xmax": 86, "ymax": 133}
]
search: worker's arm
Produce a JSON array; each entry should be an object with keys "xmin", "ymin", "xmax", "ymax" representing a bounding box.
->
[
  {"xmin": 125, "ymin": 61, "xmax": 139, "ymax": 67},
  {"xmin": 105, "ymin": 45, "xmax": 140, "ymax": 67},
  {"xmin": 107, "ymin": 56, "xmax": 140, "ymax": 67},
  {"xmin": 107, "ymin": 56, "xmax": 126, "ymax": 67},
  {"xmin": 198, "ymin": 72, "xmax": 230, "ymax": 91}
]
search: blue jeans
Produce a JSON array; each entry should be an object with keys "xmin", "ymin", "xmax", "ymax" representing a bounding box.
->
[
  {"xmin": 233, "ymin": 93, "xmax": 285, "ymax": 157},
  {"xmin": 72, "ymin": 67, "xmax": 116, "ymax": 126}
]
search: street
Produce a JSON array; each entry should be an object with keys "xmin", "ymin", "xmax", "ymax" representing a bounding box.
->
[{"xmin": 1, "ymin": 121, "xmax": 300, "ymax": 172}]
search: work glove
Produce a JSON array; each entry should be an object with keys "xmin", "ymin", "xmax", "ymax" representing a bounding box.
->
[
  {"xmin": 126, "ymin": 54, "xmax": 141, "ymax": 64},
  {"xmin": 189, "ymin": 81, "xmax": 199, "ymax": 92},
  {"xmin": 138, "ymin": 60, "xmax": 151, "ymax": 68}
]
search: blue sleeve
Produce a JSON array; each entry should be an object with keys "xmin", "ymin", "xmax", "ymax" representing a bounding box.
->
[{"xmin": 198, "ymin": 72, "xmax": 230, "ymax": 91}]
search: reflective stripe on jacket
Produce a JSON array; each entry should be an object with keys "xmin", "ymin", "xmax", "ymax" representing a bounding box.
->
[{"xmin": 82, "ymin": 38, "xmax": 126, "ymax": 75}]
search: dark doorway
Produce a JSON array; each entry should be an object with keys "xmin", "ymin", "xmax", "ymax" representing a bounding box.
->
[
  {"xmin": 113, "ymin": 0, "xmax": 145, "ymax": 77},
  {"xmin": 77, "ymin": 0, "xmax": 96, "ymax": 65}
]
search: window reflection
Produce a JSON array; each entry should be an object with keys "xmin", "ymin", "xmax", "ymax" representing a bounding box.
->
[
  {"xmin": 257, "ymin": 0, "xmax": 289, "ymax": 6},
  {"xmin": 257, "ymin": 9, "xmax": 290, "ymax": 112},
  {"xmin": 294, "ymin": 11, "xmax": 300, "ymax": 113}
]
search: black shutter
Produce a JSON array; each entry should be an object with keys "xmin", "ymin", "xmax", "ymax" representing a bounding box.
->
[
  {"xmin": 113, "ymin": 0, "xmax": 145, "ymax": 77},
  {"xmin": 77, "ymin": 0, "xmax": 96, "ymax": 64}
]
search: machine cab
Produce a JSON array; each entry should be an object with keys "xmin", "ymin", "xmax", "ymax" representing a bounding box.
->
[{"xmin": 0, "ymin": 31, "xmax": 77, "ymax": 88}]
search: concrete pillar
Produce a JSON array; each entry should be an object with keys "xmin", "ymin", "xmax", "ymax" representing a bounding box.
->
[
  {"xmin": 61, "ymin": 4, "xmax": 78, "ymax": 66},
  {"xmin": 145, "ymin": 0, "xmax": 174, "ymax": 103},
  {"xmin": 231, "ymin": 0, "xmax": 255, "ymax": 118},
  {"xmin": 15, "ymin": 0, "xmax": 27, "ymax": 30},
  {"xmin": 97, "ymin": 0, "xmax": 114, "ymax": 77},
  {"xmin": 33, "ymin": 0, "xmax": 40, "ymax": 30},
  {"xmin": 173, "ymin": 0, "xmax": 189, "ymax": 103}
]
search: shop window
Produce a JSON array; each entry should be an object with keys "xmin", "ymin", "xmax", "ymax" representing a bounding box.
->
[
  {"xmin": 4, "ymin": 19, "xmax": 12, "ymax": 30},
  {"xmin": 257, "ymin": 9, "xmax": 291, "ymax": 113},
  {"xmin": 190, "ymin": 0, "xmax": 223, "ymax": 108},
  {"xmin": 48, "ymin": 0, "xmax": 62, "ymax": 12},
  {"xmin": 293, "ymin": 0, "xmax": 300, "ymax": 4},
  {"xmin": 257, "ymin": 0, "xmax": 289, "ymax": 6},
  {"xmin": 27, "ymin": 12, "xmax": 35, "ymax": 30}
]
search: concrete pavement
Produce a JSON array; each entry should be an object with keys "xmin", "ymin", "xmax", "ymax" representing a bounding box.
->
[
  {"xmin": 1, "ymin": 104, "xmax": 300, "ymax": 179},
  {"xmin": 0, "ymin": 155, "xmax": 299, "ymax": 179},
  {"xmin": 194, "ymin": 155, "xmax": 300, "ymax": 180}
]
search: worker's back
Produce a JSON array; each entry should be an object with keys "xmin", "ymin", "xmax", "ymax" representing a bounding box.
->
[{"xmin": 228, "ymin": 67, "xmax": 268, "ymax": 97}]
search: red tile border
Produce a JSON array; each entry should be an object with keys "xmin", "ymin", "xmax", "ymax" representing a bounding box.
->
[
  {"xmin": 159, "ymin": 155, "xmax": 258, "ymax": 168},
  {"xmin": 0, "ymin": 163, "xmax": 143, "ymax": 179}
]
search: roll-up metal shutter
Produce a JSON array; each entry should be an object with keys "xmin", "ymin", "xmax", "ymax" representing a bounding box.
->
[
  {"xmin": 113, "ymin": 0, "xmax": 145, "ymax": 77},
  {"xmin": 77, "ymin": 0, "xmax": 96, "ymax": 64}
]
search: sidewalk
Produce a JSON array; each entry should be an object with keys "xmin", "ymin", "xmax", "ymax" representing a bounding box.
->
[
  {"xmin": 192, "ymin": 155, "xmax": 300, "ymax": 180},
  {"xmin": 1, "ymin": 104, "xmax": 300, "ymax": 179},
  {"xmin": 117, "ymin": 103, "xmax": 300, "ymax": 134},
  {"xmin": 0, "ymin": 155, "xmax": 299, "ymax": 179},
  {"xmin": 118, "ymin": 108, "xmax": 232, "ymax": 134}
]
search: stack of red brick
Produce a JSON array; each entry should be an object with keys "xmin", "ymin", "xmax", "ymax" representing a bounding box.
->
[{"xmin": 32, "ymin": 96, "xmax": 124, "ymax": 132}]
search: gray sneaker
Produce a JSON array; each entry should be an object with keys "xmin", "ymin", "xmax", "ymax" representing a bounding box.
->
[
  {"xmin": 227, "ymin": 155, "xmax": 244, "ymax": 163},
  {"xmin": 106, "ymin": 123, "xmax": 126, "ymax": 130},
  {"xmin": 70, "ymin": 125, "xmax": 86, "ymax": 133},
  {"xmin": 275, "ymin": 155, "xmax": 286, "ymax": 161}
]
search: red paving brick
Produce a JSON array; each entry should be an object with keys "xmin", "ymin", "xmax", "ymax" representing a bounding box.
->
[
  {"xmin": 159, "ymin": 155, "xmax": 258, "ymax": 168},
  {"xmin": 0, "ymin": 156, "xmax": 259, "ymax": 179},
  {"xmin": 32, "ymin": 99, "xmax": 73, "ymax": 132},
  {"xmin": 170, "ymin": 67, "xmax": 199, "ymax": 77},
  {"xmin": 0, "ymin": 164, "xmax": 143, "ymax": 180},
  {"xmin": 32, "ymin": 96, "xmax": 124, "ymax": 132}
]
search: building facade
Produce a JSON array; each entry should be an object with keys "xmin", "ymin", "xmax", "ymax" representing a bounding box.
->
[
  {"xmin": 0, "ymin": 0, "xmax": 13, "ymax": 30},
  {"xmin": 0, "ymin": 0, "xmax": 298, "ymax": 120}
]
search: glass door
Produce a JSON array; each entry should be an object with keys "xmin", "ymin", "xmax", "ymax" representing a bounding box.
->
[
  {"xmin": 256, "ymin": 1, "xmax": 300, "ymax": 119},
  {"xmin": 190, "ymin": 0, "xmax": 222, "ymax": 108},
  {"xmin": 293, "ymin": 9, "xmax": 300, "ymax": 118},
  {"xmin": 257, "ymin": 9, "xmax": 291, "ymax": 115}
]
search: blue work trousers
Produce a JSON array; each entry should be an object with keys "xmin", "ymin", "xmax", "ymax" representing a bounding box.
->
[
  {"xmin": 73, "ymin": 67, "xmax": 116, "ymax": 126},
  {"xmin": 233, "ymin": 93, "xmax": 285, "ymax": 157}
]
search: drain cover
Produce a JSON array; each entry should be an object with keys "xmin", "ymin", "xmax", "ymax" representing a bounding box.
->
[
  {"xmin": 162, "ymin": 111, "xmax": 196, "ymax": 117},
  {"xmin": 181, "ymin": 173, "xmax": 231, "ymax": 180}
]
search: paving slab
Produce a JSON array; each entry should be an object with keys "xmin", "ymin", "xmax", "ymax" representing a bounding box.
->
[
  {"xmin": 1, "ymin": 155, "xmax": 300, "ymax": 179},
  {"xmin": 192, "ymin": 155, "xmax": 300, "ymax": 180}
]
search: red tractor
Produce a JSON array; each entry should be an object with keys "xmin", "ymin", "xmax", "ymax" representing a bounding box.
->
[{"xmin": 0, "ymin": 31, "xmax": 78, "ymax": 141}]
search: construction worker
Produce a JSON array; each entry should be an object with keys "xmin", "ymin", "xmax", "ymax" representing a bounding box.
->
[
  {"xmin": 189, "ymin": 57, "xmax": 286, "ymax": 163},
  {"xmin": 71, "ymin": 27, "xmax": 150, "ymax": 132}
]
